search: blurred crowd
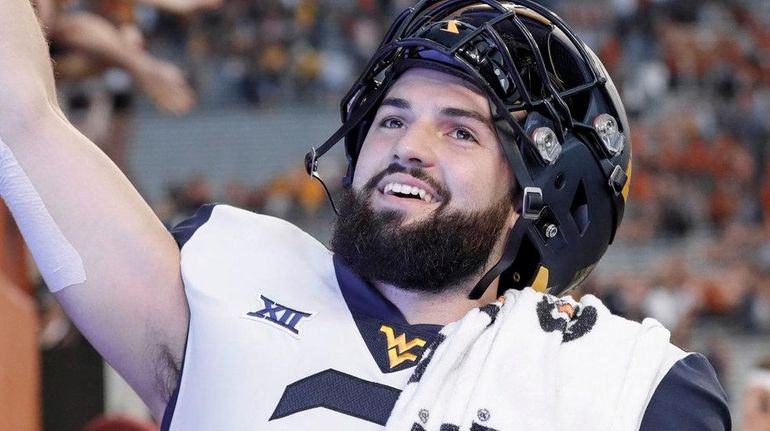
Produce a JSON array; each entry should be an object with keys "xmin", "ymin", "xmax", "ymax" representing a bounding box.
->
[
  {"xmin": 136, "ymin": 0, "xmax": 420, "ymax": 106},
  {"xmin": 36, "ymin": 0, "xmax": 770, "ymax": 428},
  {"xmin": 153, "ymin": 165, "xmax": 334, "ymax": 230}
]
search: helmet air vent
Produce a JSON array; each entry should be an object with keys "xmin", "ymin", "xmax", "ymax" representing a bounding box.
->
[{"xmin": 570, "ymin": 181, "xmax": 589, "ymax": 236}]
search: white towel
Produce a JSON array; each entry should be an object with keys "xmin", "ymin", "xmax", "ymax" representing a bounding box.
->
[{"xmin": 386, "ymin": 287, "xmax": 674, "ymax": 431}]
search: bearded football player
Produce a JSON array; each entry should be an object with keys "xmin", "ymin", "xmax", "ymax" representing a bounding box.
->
[{"xmin": 0, "ymin": 0, "xmax": 730, "ymax": 429}]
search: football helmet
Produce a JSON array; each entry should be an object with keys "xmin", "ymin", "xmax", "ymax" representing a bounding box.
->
[{"xmin": 307, "ymin": 0, "xmax": 632, "ymax": 298}]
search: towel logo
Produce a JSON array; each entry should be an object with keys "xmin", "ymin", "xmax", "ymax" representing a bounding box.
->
[
  {"xmin": 380, "ymin": 325, "xmax": 427, "ymax": 368},
  {"xmin": 418, "ymin": 409, "xmax": 429, "ymax": 423},
  {"xmin": 244, "ymin": 295, "xmax": 313, "ymax": 336},
  {"xmin": 536, "ymin": 297, "xmax": 597, "ymax": 342}
]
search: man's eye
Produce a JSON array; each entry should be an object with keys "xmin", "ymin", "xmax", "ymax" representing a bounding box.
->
[
  {"xmin": 381, "ymin": 118, "xmax": 403, "ymax": 128},
  {"xmin": 450, "ymin": 128, "xmax": 477, "ymax": 142}
]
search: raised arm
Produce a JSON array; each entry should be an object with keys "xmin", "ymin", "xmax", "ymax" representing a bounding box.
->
[{"xmin": 0, "ymin": 0, "xmax": 188, "ymax": 419}]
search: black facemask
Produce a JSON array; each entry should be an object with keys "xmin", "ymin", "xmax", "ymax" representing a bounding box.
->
[{"xmin": 331, "ymin": 164, "xmax": 512, "ymax": 294}]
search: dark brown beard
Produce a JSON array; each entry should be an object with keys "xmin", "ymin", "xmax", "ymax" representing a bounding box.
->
[{"xmin": 331, "ymin": 166, "xmax": 511, "ymax": 294}]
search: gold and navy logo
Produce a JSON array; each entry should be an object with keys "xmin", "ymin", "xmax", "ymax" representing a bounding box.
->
[{"xmin": 379, "ymin": 324, "xmax": 427, "ymax": 369}]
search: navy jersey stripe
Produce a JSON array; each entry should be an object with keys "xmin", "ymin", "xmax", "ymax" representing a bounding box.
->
[
  {"xmin": 270, "ymin": 369, "xmax": 401, "ymax": 425},
  {"xmin": 170, "ymin": 203, "xmax": 217, "ymax": 249},
  {"xmin": 640, "ymin": 352, "xmax": 731, "ymax": 430}
]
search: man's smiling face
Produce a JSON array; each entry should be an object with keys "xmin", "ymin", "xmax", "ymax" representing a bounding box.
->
[
  {"xmin": 331, "ymin": 67, "xmax": 518, "ymax": 294},
  {"xmin": 351, "ymin": 67, "xmax": 515, "ymax": 226}
]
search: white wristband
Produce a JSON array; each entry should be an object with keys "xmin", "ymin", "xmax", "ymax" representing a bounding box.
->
[{"xmin": 0, "ymin": 135, "xmax": 86, "ymax": 292}]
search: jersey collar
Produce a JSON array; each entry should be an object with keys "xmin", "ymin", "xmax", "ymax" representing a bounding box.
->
[{"xmin": 333, "ymin": 255, "xmax": 442, "ymax": 334}]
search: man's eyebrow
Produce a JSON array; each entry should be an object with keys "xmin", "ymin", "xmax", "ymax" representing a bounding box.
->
[
  {"xmin": 379, "ymin": 98, "xmax": 494, "ymax": 131},
  {"xmin": 380, "ymin": 97, "xmax": 410, "ymax": 110},
  {"xmin": 440, "ymin": 107, "xmax": 494, "ymax": 131}
]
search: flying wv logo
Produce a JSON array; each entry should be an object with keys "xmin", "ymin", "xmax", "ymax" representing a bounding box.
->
[
  {"xmin": 379, "ymin": 325, "xmax": 426, "ymax": 369},
  {"xmin": 245, "ymin": 295, "xmax": 313, "ymax": 336}
]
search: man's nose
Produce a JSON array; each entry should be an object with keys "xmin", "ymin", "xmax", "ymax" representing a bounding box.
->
[{"xmin": 392, "ymin": 122, "xmax": 436, "ymax": 168}]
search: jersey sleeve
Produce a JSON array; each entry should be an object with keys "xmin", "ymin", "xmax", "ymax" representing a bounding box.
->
[
  {"xmin": 169, "ymin": 203, "xmax": 217, "ymax": 249},
  {"xmin": 640, "ymin": 352, "xmax": 731, "ymax": 431}
]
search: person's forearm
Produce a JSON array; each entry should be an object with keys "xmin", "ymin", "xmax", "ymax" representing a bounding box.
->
[
  {"xmin": 49, "ymin": 11, "xmax": 196, "ymax": 114},
  {"xmin": 51, "ymin": 12, "xmax": 153, "ymax": 79}
]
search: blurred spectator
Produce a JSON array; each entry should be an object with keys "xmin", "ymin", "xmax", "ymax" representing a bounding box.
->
[
  {"xmin": 641, "ymin": 257, "xmax": 699, "ymax": 346},
  {"xmin": 741, "ymin": 357, "xmax": 770, "ymax": 431},
  {"xmin": 742, "ymin": 263, "xmax": 770, "ymax": 333},
  {"xmin": 703, "ymin": 335, "xmax": 733, "ymax": 392}
]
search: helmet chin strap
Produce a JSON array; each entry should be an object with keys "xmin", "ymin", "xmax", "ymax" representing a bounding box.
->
[
  {"xmin": 304, "ymin": 83, "xmax": 391, "ymax": 216},
  {"xmin": 465, "ymin": 102, "xmax": 541, "ymax": 300},
  {"xmin": 467, "ymin": 219, "xmax": 528, "ymax": 300}
]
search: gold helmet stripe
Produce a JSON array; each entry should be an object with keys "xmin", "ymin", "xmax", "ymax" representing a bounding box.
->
[
  {"xmin": 621, "ymin": 157, "xmax": 632, "ymax": 201},
  {"xmin": 531, "ymin": 265, "xmax": 550, "ymax": 292}
]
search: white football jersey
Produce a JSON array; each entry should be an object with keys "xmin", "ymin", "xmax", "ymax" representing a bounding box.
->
[{"xmin": 162, "ymin": 204, "xmax": 730, "ymax": 431}]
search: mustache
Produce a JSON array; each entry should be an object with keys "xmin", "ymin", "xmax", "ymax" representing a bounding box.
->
[{"xmin": 363, "ymin": 163, "xmax": 450, "ymax": 202}]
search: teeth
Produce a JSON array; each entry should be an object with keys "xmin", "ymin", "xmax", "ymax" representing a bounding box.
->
[{"xmin": 383, "ymin": 182, "xmax": 435, "ymax": 203}]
